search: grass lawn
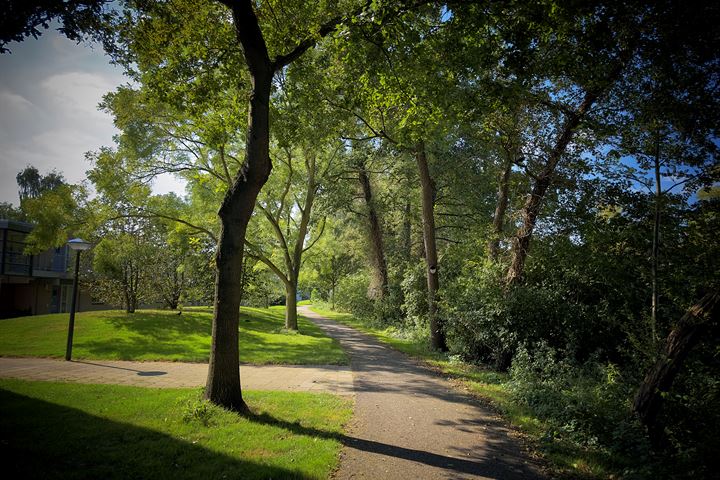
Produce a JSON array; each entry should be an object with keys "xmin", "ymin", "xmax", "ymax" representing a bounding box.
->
[
  {"xmin": 0, "ymin": 306, "xmax": 347, "ymax": 365},
  {"xmin": 0, "ymin": 378, "xmax": 352, "ymax": 479},
  {"xmin": 310, "ymin": 305, "xmax": 619, "ymax": 479}
]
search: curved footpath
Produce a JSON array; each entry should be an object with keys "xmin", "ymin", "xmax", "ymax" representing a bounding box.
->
[{"xmin": 299, "ymin": 306, "xmax": 545, "ymax": 480}]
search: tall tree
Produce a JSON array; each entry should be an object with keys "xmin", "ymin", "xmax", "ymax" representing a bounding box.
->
[
  {"xmin": 357, "ymin": 158, "xmax": 389, "ymax": 301},
  {"xmin": 99, "ymin": 0, "xmax": 374, "ymax": 410},
  {"xmin": 244, "ymin": 145, "xmax": 330, "ymax": 330},
  {"xmin": 16, "ymin": 166, "xmax": 66, "ymax": 202}
]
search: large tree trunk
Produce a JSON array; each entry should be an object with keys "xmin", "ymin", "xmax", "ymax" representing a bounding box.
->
[
  {"xmin": 633, "ymin": 291, "xmax": 720, "ymax": 446},
  {"xmin": 488, "ymin": 156, "xmax": 513, "ymax": 261},
  {"xmin": 415, "ymin": 142, "xmax": 447, "ymax": 352},
  {"xmin": 505, "ymin": 91, "xmax": 597, "ymax": 285},
  {"xmin": 205, "ymin": 0, "xmax": 273, "ymax": 412},
  {"xmin": 285, "ymin": 280, "xmax": 298, "ymax": 330},
  {"xmin": 358, "ymin": 161, "xmax": 388, "ymax": 301}
]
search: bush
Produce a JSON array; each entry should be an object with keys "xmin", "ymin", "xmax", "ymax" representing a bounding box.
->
[
  {"xmin": 334, "ymin": 272, "xmax": 374, "ymax": 318},
  {"xmin": 441, "ymin": 254, "xmax": 633, "ymax": 369},
  {"xmin": 509, "ymin": 343, "xmax": 652, "ymax": 474},
  {"xmin": 400, "ymin": 260, "xmax": 428, "ymax": 330}
]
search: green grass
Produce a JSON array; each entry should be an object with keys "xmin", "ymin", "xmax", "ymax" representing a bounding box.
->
[
  {"xmin": 0, "ymin": 306, "xmax": 347, "ymax": 365},
  {"xmin": 0, "ymin": 378, "xmax": 352, "ymax": 479},
  {"xmin": 310, "ymin": 305, "xmax": 616, "ymax": 479}
]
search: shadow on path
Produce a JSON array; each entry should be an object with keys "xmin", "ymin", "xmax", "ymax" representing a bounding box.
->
[
  {"xmin": 248, "ymin": 410, "xmax": 537, "ymax": 479},
  {"xmin": 72, "ymin": 360, "xmax": 167, "ymax": 377}
]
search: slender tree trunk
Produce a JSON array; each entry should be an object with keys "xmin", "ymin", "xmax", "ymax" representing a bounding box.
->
[
  {"xmin": 282, "ymin": 153, "xmax": 318, "ymax": 331},
  {"xmin": 633, "ymin": 291, "xmax": 720, "ymax": 446},
  {"xmin": 651, "ymin": 140, "xmax": 661, "ymax": 342},
  {"xmin": 208, "ymin": 0, "xmax": 355, "ymax": 410},
  {"xmin": 402, "ymin": 201, "xmax": 412, "ymax": 261},
  {"xmin": 358, "ymin": 161, "xmax": 388, "ymax": 301},
  {"xmin": 331, "ymin": 275, "xmax": 337, "ymax": 310},
  {"xmin": 205, "ymin": 1, "xmax": 273, "ymax": 412},
  {"xmin": 415, "ymin": 142, "xmax": 447, "ymax": 352},
  {"xmin": 285, "ymin": 280, "xmax": 298, "ymax": 330},
  {"xmin": 505, "ymin": 36, "xmax": 637, "ymax": 286},
  {"xmin": 488, "ymin": 156, "xmax": 513, "ymax": 261},
  {"xmin": 505, "ymin": 92, "xmax": 598, "ymax": 285},
  {"xmin": 123, "ymin": 280, "xmax": 131, "ymax": 314}
]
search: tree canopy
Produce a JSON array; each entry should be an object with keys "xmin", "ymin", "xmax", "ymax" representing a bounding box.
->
[{"xmin": 5, "ymin": 1, "xmax": 719, "ymax": 476}]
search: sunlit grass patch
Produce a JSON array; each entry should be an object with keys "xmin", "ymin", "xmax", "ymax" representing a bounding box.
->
[{"xmin": 0, "ymin": 306, "xmax": 347, "ymax": 365}]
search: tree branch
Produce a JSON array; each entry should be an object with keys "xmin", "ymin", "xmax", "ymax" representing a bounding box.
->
[{"xmin": 244, "ymin": 239, "xmax": 290, "ymax": 286}]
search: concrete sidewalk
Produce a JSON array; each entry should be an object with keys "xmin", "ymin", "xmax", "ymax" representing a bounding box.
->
[{"xmin": 0, "ymin": 357, "xmax": 353, "ymax": 395}]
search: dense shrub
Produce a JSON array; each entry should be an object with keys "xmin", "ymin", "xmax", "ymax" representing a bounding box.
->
[
  {"xmin": 334, "ymin": 272, "xmax": 374, "ymax": 318},
  {"xmin": 509, "ymin": 343, "xmax": 653, "ymax": 475},
  {"xmin": 400, "ymin": 260, "xmax": 428, "ymax": 330},
  {"xmin": 656, "ymin": 341, "xmax": 720, "ymax": 479},
  {"xmin": 441, "ymin": 259, "xmax": 611, "ymax": 368}
]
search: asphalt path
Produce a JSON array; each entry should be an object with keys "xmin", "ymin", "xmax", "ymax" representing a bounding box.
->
[{"xmin": 300, "ymin": 306, "xmax": 545, "ymax": 480}]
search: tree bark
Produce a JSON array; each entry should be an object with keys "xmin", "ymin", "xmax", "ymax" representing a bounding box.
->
[
  {"xmin": 285, "ymin": 280, "xmax": 298, "ymax": 330},
  {"xmin": 633, "ymin": 291, "xmax": 720, "ymax": 446},
  {"xmin": 358, "ymin": 161, "xmax": 388, "ymax": 301},
  {"xmin": 206, "ymin": 0, "xmax": 273, "ymax": 412},
  {"xmin": 488, "ymin": 155, "xmax": 513, "ymax": 261},
  {"xmin": 415, "ymin": 142, "xmax": 447, "ymax": 352}
]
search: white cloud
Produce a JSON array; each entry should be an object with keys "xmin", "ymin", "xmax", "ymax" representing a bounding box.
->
[
  {"xmin": 0, "ymin": 31, "xmax": 186, "ymax": 207},
  {"xmin": 41, "ymin": 71, "xmax": 116, "ymax": 120},
  {"xmin": 153, "ymin": 173, "xmax": 188, "ymax": 197},
  {"xmin": 0, "ymin": 90, "xmax": 34, "ymax": 112}
]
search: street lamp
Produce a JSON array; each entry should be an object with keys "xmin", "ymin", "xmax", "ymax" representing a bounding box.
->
[{"xmin": 65, "ymin": 238, "xmax": 92, "ymax": 361}]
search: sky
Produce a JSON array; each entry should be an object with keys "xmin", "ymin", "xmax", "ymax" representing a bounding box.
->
[{"xmin": 0, "ymin": 28, "xmax": 186, "ymax": 206}]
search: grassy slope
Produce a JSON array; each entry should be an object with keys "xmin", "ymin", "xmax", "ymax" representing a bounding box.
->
[
  {"xmin": 310, "ymin": 306, "xmax": 615, "ymax": 479},
  {"xmin": 0, "ymin": 306, "xmax": 347, "ymax": 365},
  {"xmin": 0, "ymin": 378, "xmax": 351, "ymax": 479}
]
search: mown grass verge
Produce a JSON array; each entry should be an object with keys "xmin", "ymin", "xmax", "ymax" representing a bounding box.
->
[
  {"xmin": 0, "ymin": 306, "xmax": 347, "ymax": 365},
  {"xmin": 0, "ymin": 378, "xmax": 352, "ymax": 479}
]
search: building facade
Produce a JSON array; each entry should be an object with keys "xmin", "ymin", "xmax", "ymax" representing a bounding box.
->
[{"xmin": 0, "ymin": 219, "xmax": 101, "ymax": 318}]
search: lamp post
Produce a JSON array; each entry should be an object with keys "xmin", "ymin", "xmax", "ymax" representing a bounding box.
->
[{"xmin": 65, "ymin": 238, "xmax": 92, "ymax": 361}]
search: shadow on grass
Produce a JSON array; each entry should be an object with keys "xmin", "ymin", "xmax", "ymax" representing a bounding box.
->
[
  {"xmin": 0, "ymin": 389, "xmax": 311, "ymax": 480},
  {"xmin": 101, "ymin": 308, "xmax": 328, "ymax": 340},
  {"xmin": 76, "ymin": 336, "xmax": 211, "ymax": 362}
]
